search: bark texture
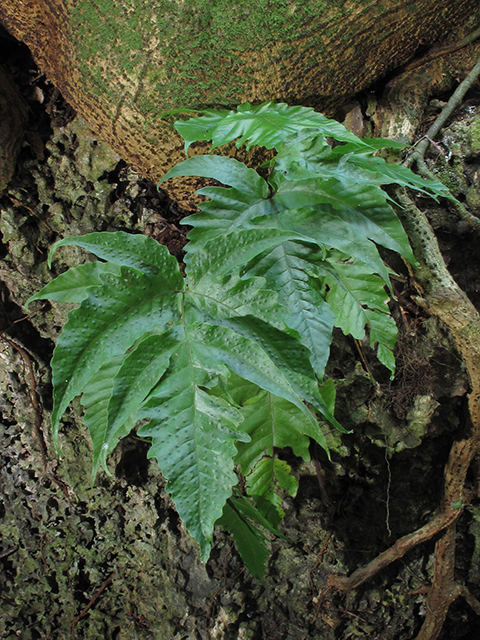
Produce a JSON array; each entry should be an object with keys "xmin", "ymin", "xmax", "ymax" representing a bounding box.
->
[
  {"xmin": 0, "ymin": 0, "xmax": 478, "ymax": 186},
  {"xmin": 0, "ymin": 66, "xmax": 28, "ymax": 194}
]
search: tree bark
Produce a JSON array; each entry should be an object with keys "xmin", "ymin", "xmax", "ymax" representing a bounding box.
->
[{"xmin": 0, "ymin": 0, "xmax": 478, "ymax": 186}]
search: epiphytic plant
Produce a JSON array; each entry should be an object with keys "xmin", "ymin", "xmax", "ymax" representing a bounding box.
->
[{"xmin": 29, "ymin": 102, "xmax": 451, "ymax": 577}]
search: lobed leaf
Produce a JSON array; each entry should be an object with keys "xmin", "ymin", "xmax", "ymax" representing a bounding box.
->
[
  {"xmin": 231, "ymin": 376, "xmax": 326, "ymax": 475},
  {"xmin": 49, "ymin": 231, "xmax": 184, "ymax": 285},
  {"xmin": 182, "ymin": 186, "xmax": 275, "ymax": 265},
  {"xmin": 81, "ymin": 355, "xmax": 136, "ymax": 481},
  {"xmin": 245, "ymin": 240, "xmax": 335, "ymax": 378},
  {"xmin": 246, "ymin": 457, "xmax": 298, "ymax": 518},
  {"xmin": 27, "ymin": 262, "xmax": 122, "ymax": 306},
  {"xmin": 175, "ymin": 101, "xmax": 366, "ymax": 152},
  {"xmin": 105, "ymin": 331, "xmax": 181, "ymax": 444},
  {"xmin": 158, "ymin": 155, "xmax": 269, "ymax": 200},
  {"xmin": 273, "ymin": 178, "xmax": 415, "ymax": 269},
  {"xmin": 136, "ymin": 324, "xmax": 249, "ymax": 559},
  {"xmin": 216, "ymin": 498, "xmax": 271, "ymax": 579},
  {"xmin": 276, "ymin": 130, "xmax": 452, "ymax": 202},
  {"xmin": 319, "ymin": 255, "xmax": 397, "ymax": 373},
  {"xmin": 34, "ymin": 100, "xmax": 451, "ymax": 574},
  {"xmin": 50, "ymin": 267, "xmax": 182, "ymax": 444}
]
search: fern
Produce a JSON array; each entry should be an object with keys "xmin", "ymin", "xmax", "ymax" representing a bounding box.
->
[{"xmin": 28, "ymin": 101, "xmax": 451, "ymax": 576}]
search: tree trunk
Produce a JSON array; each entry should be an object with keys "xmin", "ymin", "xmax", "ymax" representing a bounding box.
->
[{"xmin": 0, "ymin": 0, "xmax": 478, "ymax": 186}]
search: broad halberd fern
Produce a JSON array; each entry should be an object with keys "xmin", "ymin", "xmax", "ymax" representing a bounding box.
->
[{"xmin": 29, "ymin": 101, "xmax": 452, "ymax": 577}]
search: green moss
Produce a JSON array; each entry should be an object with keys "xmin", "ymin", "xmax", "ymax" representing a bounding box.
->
[
  {"xmin": 469, "ymin": 115, "xmax": 480, "ymax": 153},
  {"xmin": 69, "ymin": 0, "xmax": 341, "ymax": 118}
]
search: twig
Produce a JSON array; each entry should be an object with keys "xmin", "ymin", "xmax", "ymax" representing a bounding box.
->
[
  {"xmin": 404, "ymin": 27, "xmax": 480, "ymax": 73},
  {"xmin": 0, "ymin": 335, "xmax": 48, "ymax": 469},
  {"xmin": 71, "ymin": 573, "xmax": 115, "ymax": 633},
  {"xmin": 0, "ymin": 544, "xmax": 19, "ymax": 559},
  {"xmin": 405, "ymin": 53, "xmax": 480, "ymax": 233}
]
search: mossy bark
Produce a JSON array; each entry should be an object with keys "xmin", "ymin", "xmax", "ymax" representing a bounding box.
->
[
  {"xmin": 0, "ymin": 0, "xmax": 479, "ymax": 189},
  {"xmin": 2, "ymin": 27, "xmax": 480, "ymax": 640}
]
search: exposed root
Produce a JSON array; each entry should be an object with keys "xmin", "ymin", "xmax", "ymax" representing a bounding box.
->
[
  {"xmin": 326, "ymin": 507, "xmax": 462, "ymax": 594},
  {"xmin": 322, "ymin": 58, "xmax": 480, "ymax": 636}
]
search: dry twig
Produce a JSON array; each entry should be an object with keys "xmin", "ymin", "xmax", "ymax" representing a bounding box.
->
[
  {"xmin": 406, "ymin": 53, "xmax": 480, "ymax": 233},
  {"xmin": 71, "ymin": 573, "xmax": 115, "ymax": 634}
]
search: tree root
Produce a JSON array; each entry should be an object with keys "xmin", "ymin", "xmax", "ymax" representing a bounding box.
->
[
  {"xmin": 322, "ymin": 189, "xmax": 480, "ymax": 639},
  {"xmin": 322, "ymin": 57, "xmax": 480, "ymax": 633},
  {"xmin": 327, "ymin": 508, "xmax": 461, "ymax": 594}
]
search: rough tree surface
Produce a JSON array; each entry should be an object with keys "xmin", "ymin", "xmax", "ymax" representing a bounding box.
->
[
  {"xmin": 0, "ymin": 0, "xmax": 479, "ymax": 188},
  {"xmin": 1, "ymin": 7, "xmax": 480, "ymax": 640}
]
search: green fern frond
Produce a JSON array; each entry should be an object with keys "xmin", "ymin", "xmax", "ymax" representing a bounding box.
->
[{"xmin": 29, "ymin": 101, "xmax": 452, "ymax": 575}]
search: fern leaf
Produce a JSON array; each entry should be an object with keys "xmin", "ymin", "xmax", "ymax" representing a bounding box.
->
[
  {"xmin": 216, "ymin": 498, "xmax": 271, "ymax": 579},
  {"xmin": 188, "ymin": 228, "xmax": 298, "ymax": 284},
  {"xmin": 319, "ymin": 255, "xmax": 397, "ymax": 373},
  {"xmin": 217, "ymin": 315, "xmax": 339, "ymax": 430},
  {"xmin": 49, "ymin": 267, "xmax": 181, "ymax": 444},
  {"xmin": 105, "ymin": 331, "xmax": 181, "ymax": 446},
  {"xmin": 81, "ymin": 355, "xmax": 136, "ymax": 481},
  {"xmin": 136, "ymin": 328, "xmax": 247, "ymax": 559},
  {"xmin": 330, "ymin": 143, "xmax": 455, "ymax": 202},
  {"xmin": 175, "ymin": 101, "xmax": 365, "ymax": 152},
  {"xmin": 158, "ymin": 155, "xmax": 268, "ymax": 199},
  {"xmin": 231, "ymin": 377, "xmax": 325, "ymax": 475},
  {"xmin": 181, "ymin": 186, "xmax": 276, "ymax": 265},
  {"xmin": 246, "ymin": 457, "xmax": 298, "ymax": 516},
  {"xmin": 135, "ymin": 321, "xmax": 322, "ymax": 558},
  {"xmin": 273, "ymin": 179, "xmax": 415, "ymax": 271},
  {"xmin": 33, "ymin": 99, "xmax": 452, "ymax": 573},
  {"xmin": 189, "ymin": 270, "xmax": 286, "ymax": 329},
  {"xmin": 276, "ymin": 130, "xmax": 453, "ymax": 202},
  {"xmin": 48, "ymin": 231, "xmax": 184, "ymax": 283},
  {"xmin": 244, "ymin": 240, "xmax": 335, "ymax": 378},
  {"xmin": 26, "ymin": 262, "xmax": 122, "ymax": 306}
]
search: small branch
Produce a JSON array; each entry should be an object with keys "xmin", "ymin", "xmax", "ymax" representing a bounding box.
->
[
  {"xmin": 71, "ymin": 573, "xmax": 115, "ymax": 633},
  {"xmin": 0, "ymin": 544, "xmax": 19, "ymax": 559},
  {"xmin": 404, "ymin": 28, "xmax": 480, "ymax": 73},
  {"xmin": 328, "ymin": 507, "xmax": 461, "ymax": 593},
  {"xmin": 0, "ymin": 335, "xmax": 48, "ymax": 469},
  {"xmin": 404, "ymin": 54, "xmax": 480, "ymax": 233},
  {"xmin": 414, "ymin": 53, "xmax": 480, "ymax": 154}
]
